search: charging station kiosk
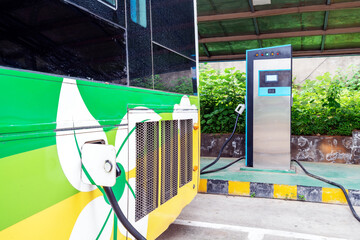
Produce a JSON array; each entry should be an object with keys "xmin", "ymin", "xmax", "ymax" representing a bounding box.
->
[{"xmin": 246, "ymin": 45, "xmax": 292, "ymax": 171}]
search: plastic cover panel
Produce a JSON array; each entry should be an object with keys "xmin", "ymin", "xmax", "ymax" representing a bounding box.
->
[
  {"xmin": 135, "ymin": 121, "xmax": 159, "ymax": 221},
  {"xmin": 160, "ymin": 120, "xmax": 179, "ymax": 204},
  {"xmin": 180, "ymin": 119, "xmax": 193, "ymax": 187}
]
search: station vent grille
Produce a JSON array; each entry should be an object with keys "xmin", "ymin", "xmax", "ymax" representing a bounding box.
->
[
  {"xmin": 180, "ymin": 119, "xmax": 193, "ymax": 187},
  {"xmin": 135, "ymin": 121, "xmax": 159, "ymax": 222},
  {"xmin": 160, "ymin": 120, "xmax": 179, "ymax": 205}
]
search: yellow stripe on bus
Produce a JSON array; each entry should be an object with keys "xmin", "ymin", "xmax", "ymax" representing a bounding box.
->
[{"xmin": 0, "ymin": 190, "xmax": 101, "ymax": 240}]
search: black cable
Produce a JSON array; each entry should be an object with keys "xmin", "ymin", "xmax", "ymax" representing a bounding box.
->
[
  {"xmin": 201, "ymin": 157, "xmax": 244, "ymax": 175},
  {"xmin": 291, "ymin": 159, "xmax": 360, "ymax": 222},
  {"xmin": 103, "ymin": 166, "xmax": 146, "ymax": 240},
  {"xmin": 103, "ymin": 187, "xmax": 147, "ymax": 240},
  {"xmin": 200, "ymin": 113, "xmax": 241, "ymax": 174}
]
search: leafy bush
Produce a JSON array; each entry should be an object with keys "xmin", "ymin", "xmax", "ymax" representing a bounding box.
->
[
  {"xmin": 199, "ymin": 64, "xmax": 360, "ymax": 136},
  {"xmin": 199, "ymin": 65, "xmax": 246, "ymax": 133},
  {"xmin": 292, "ymin": 69, "xmax": 360, "ymax": 136}
]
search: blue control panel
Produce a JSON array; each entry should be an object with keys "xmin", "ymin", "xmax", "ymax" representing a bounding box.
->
[{"xmin": 258, "ymin": 70, "xmax": 291, "ymax": 97}]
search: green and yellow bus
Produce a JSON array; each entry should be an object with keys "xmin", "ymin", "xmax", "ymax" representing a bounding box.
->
[{"xmin": 0, "ymin": 0, "xmax": 200, "ymax": 239}]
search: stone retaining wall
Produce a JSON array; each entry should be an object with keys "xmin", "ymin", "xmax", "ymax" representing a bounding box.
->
[{"xmin": 201, "ymin": 130, "xmax": 360, "ymax": 164}]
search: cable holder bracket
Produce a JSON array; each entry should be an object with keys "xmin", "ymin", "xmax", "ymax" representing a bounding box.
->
[{"xmin": 235, "ymin": 104, "xmax": 245, "ymax": 115}]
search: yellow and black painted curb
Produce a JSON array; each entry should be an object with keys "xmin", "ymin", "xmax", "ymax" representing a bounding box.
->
[{"xmin": 199, "ymin": 179, "xmax": 360, "ymax": 206}]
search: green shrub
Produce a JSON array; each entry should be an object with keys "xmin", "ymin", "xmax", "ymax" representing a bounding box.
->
[
  {"xmin": 199, "ymin": 64, "xmax": 246, "ymax": 133},
  {"xmin": 292, "ymin": 70, "xmax": 360, "ymax": 136},
  {"xmin": 199, "ymin": 64, "xmax": 360, "ymax": 136}
]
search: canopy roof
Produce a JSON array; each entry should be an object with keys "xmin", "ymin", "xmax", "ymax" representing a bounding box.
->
[{"xmin": 197, "ymin": 0, "xmax": 360, "ymax": 61}]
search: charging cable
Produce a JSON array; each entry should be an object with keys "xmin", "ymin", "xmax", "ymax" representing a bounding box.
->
[
  {"xmin": 201, "ymin": 104, "xmax": 245, "ymax": 175},
  {"xmin": 292, "ymin": 159, "xmax": 360, "ymax": 222},
  {"xmin": 103, "ymin": 165, "xmax": 147, "ymax": 240}
]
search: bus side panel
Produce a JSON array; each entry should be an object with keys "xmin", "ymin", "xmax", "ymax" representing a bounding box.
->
[{"xmin": 0, "ymin": 68, "xmax": 200, "ymax": 240}]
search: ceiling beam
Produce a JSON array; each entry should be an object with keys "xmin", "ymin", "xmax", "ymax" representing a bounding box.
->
[
  {"xmin": 320, "ymin": 0, "xmax": 331, "ymax": 52},
  {"xmin": 248, "ymin": 0, "xmax": 262, "ymax": 48},
  {"xmin": 199, "ymin": 48, "xmax": 360, "ymax": 61},
  {"xmin": 199, "ymin": 27, "xmax": 360, "ymax": 44},
  {"xmin": 198, "ymin": 1, "xmax": 360, "ymax": 22},
  {"xmin": 201, "ymin": 43, "xmax": 211, "ymax": 57}
]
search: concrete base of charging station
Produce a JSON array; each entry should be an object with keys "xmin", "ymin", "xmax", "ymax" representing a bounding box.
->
[
  {"xmin": 199, "ymin": 157, "xmax": 360, "ymax": 206},
  {"xmin": 239, "ymin": 166, "xmax": 296, "ymax": 174}
]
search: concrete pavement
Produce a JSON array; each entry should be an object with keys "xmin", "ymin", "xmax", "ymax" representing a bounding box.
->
[{"xmin": 158, "ymin": 194, "xmax": 360, "ymax": 240}]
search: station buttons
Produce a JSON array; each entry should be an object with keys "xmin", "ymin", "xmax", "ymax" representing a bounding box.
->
[{"xmin": 255, "ymin": 51, "xmax": 280, "ymax": 57}]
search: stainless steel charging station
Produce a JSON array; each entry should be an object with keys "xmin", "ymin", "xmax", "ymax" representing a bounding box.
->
[{"xmin": 246, "ymin": 45, "xmax": 292, "ymax": 171}]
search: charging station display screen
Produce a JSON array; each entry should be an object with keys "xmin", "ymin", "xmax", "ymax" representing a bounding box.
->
[{"xmin": 265, "ymin": 75, "xmax": 278, "ymax": 82}]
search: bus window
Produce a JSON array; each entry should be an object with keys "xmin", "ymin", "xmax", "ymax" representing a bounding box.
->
[
  {"xmin": 99, "ymin": 0, "xmax": 117, "ymax": 10},
  {"xmin": 151, "ymin": 0, "xmax": 195, "ymax": 60},
  {"xmin": 130, "ymin": 0, "xmax": 147, "ymax": 28},
  {"xmin": 153, "ymin": 44, "xmax": 196, "ymax": 95},
  {"xmin": 127, "ymin": 0, "xmax": 196, "ymax": 94},
  {"xmin": 64, "ymin": 0, "xmax": 125, "ymax": 27},
  {"xmin": 0, "ymin": 0, "xmax": 127, "ymax": 85},
  {"xmin": 127, "ymin": 0, "xmax": 153, "ymax": 89}
]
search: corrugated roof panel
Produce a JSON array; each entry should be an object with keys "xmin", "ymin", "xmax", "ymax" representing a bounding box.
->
[
  {"xmin": 202, "ymin": 36, "xmax": 323, "ymax": 55},
  {"xmin": 197, "ymin": 0, "xmax": 249, "ymax": 16},
  {"xmin": 198, "ymin": 22, "xmax": 225, "ymax": 38},
  {"xmin": 300, "ymin": 36, "xmax": 323, "ymax": 50},
  {"xmin": 301, "ymin": 12, "xmax": 326, "ymax": 30},
  {"xmin": 258, "ymin": 12, "xmax": 325, "ymax": 34},
  {"xmin": 325, "ymin": 32, "xmax": 360, "ymax": 49},
  {"xmin": 230, "ymin": 40, "xmax": 259, "ymax": 53},
  {"xmin": 256, "ymin": 12, "xmax": 324, "ymax": 33},
  {"xmin": 327, "ymin": 8, "xmax": 360, "ymax": 29},
  {"xmin": 205, "ymin": 42, "xmax": 233, "ymax": 55},
  {"xmin": 254, "ymin": 0, "xmax": 325, "ymax": 11},
  {"xmin": 260, "ymin": 36, "xmax": 322, "ymax": 51},
  {"xmin": 198, "ymin": 18, "xmax": 255, "ymax": 38},
  {"xmin": 221, "ymin": 18, "xmax": 256, "ymax": 36},
  {"xmin": 261, "ymin": 37, "xmax": 302, "ymax": 50},
  {"xmin": 199, "ymin": 44, "xmax": 206, "ymax": 56},
  {"xmin": 197, "ymin": 0, "xmax": 215, "ymax": 16},
  {"xmin": 257, "ymin": 13, "xmax": 303, "ymax": 33},
  {"xmin": 332, "ymin": 0, "xmax": 359, "ymax": 3},
  {"xmin": 211, "ymin": 0, "xmax": 249, "ymax": 14},
  {"xmin": 197, "ymin": 0, "xmax": 360, "ymax": 59}
]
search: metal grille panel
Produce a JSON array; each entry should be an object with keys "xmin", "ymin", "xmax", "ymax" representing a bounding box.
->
[
  {"xmin": 160, "ymin": 120, "xmax": 179, "ymax": 204},
  {"xmin": 135, "ymin": 121, "xmax": 159, "ymax": 221},
  {"xmin": 180, "ymin": 119, "xmax": 193, "ymax": 187}
]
